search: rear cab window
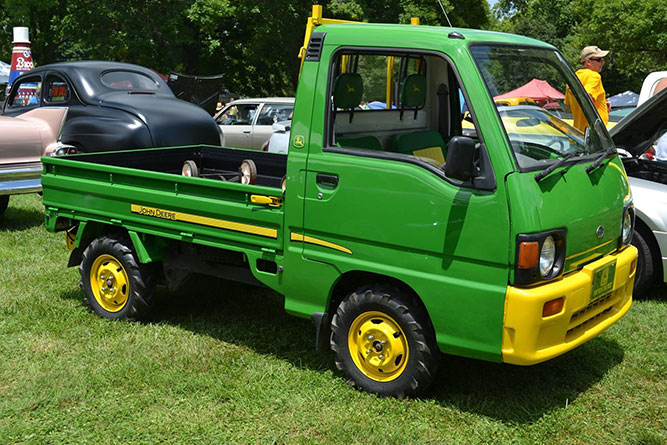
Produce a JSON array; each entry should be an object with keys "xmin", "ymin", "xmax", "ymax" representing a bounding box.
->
[{"xmin": 101, "ymin": 70, "xmax": 160, "ymax": 91}]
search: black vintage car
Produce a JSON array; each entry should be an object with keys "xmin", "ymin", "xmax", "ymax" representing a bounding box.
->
[{"xmin": 2, "ymin": 61, "xmax": 223, "ymax": 152}]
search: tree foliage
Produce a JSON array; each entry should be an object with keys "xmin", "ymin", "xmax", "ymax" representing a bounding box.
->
[
  {"xmin": 0, "ymin": 0, "xmax": 489, "ymax": 97},
  {"xmin": 493, "ymin": 0, "xmax": 667, "ymax": 94},
  {"xmin": 3, "ymin": 0, "xmax": 663, "ymax": 97}
]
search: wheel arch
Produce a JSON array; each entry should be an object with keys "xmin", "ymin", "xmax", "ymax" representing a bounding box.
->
[
  {"xmin": 67, "ymin": 222, "xmax": 162, "ymax": 267},
  {"xmin": 634, "ymin": 216, "xmax": 663, "ymax": 283},
  {"xmin": 315, "ymin": 270, "xmax": 438, "ymax": 352}
]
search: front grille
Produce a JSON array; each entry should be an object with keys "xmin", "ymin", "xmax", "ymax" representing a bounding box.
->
[{"xmin": 566, "ymin": 293, "xmax": 617, "ymax": 340}]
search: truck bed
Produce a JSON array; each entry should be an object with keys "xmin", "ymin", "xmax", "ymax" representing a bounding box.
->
[{"xmin": 42, "ymin": 145, "xmax": 287, "ymax": 259}]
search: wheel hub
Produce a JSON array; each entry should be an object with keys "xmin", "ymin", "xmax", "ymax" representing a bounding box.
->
[
  {"xmin": 348, "ymin": 311, "xmax": 409, "ymax": 382},
  {"xmin": 90, "ymin": 254, "xmax": 129, "ymax": 313}
]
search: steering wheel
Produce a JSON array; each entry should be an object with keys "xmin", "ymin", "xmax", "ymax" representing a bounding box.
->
[{"xmin": 546, "ymin": 137, "xmax": 565, "ymax": 151}]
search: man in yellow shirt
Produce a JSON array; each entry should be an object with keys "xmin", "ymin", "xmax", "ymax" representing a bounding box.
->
[{"xmin": 564, "ymin": 45, "xmax": 610, "ymax": 132}]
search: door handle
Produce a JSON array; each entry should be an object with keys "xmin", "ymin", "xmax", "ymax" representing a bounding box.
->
[
  {"xmin": 243, "ymin": 130, "xmax": 251, "ymax": 134},
  {"xmin": 316, "ymin": 173, "xmax": 339, "ymax": 187}
]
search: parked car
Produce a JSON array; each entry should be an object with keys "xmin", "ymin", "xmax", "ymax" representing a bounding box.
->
[
  {"xmin": 263, "ymin": 120, "xmax": 291, "ymax": 154},
  {"xmin": 0, "ymin": 107, "xmax": 74, "ymax": 217},
  {"xmin": 2, "ymin": 61, "xmax": 223, "ymax": 152},
  {"xmin": 215, "ymin": 97, "xmax": 294, "ymax": 150},
  {"xmin": 611, "ymin": 87, "xmax": 667, "ymax": 293},
  {"xmin": 637, "ymin": 71, "xmax": 667, "ymax": 107}
]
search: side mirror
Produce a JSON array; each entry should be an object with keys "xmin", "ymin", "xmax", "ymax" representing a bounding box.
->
[{"xmin": 444, "ymin": 136, "xmax": 476, "ymax": 181}]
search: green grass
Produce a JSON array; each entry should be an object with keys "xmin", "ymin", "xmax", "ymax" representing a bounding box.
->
[{"xmin": 1, "ymin": 194, "xmax": 665, "ymax": 444}]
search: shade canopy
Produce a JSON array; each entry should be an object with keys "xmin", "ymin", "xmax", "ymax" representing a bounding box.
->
[
  {"xmin": 495, "ymin": 78, "xmax": 565, "ymax": 102},
  {"xmin": 608, "ymin": 90, "xmax": 638, "ymax": 108},
  {"xmin": 0, "ymin": 60, "xmax": 9, "ymax": 83}
]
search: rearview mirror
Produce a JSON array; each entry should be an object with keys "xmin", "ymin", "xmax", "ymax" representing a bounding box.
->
[{"xmin": 444, "ymin": 136, "xmax": 476, "ymax": 181}]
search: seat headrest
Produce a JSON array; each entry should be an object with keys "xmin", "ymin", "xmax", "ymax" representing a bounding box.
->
[
  {"xmin": 400, "ymin": 74, "xmax": 426, "ymax": 108},
  {"xmin": 333, "ymin": 73, "xmax": 363, "ymax": 110}
]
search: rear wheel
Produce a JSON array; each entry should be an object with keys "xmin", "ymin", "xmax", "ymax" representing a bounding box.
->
[
  {"xmin": 0, "ymin": 195, "xmax": 9, "ymax": 217},
  {"xmin": 631, "ymin": 228, "xmax": 655, "ymax": 296},
  {"xmin": 330, "ymin": 285, "xmax": 439, "ymax": 398},
  {"xmin": 80, "ymin": 234, "xmax": 156, "ymax": 320}
]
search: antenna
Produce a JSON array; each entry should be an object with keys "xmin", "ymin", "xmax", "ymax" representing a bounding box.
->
[{"xmin": 437, "ymin": 0, "xmax": 453, "ymax": 27}]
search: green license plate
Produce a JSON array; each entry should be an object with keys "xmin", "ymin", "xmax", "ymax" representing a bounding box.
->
[{"xmin": 591, "ymin": 260, "xmax": 616, "ymax": 301}]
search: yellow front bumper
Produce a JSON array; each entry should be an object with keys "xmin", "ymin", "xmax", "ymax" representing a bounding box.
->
[{"xmin": 502, "ymin": 245, "xmax": 636, "ymax": 365}]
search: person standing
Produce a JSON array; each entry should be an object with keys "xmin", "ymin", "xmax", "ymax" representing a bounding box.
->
[{"xmin": 564, "ymin": 45, "xmax": 610, "ymax": 132}]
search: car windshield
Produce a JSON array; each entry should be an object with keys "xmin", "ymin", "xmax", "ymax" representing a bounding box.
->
[
  {"xmin": 470, "ymin": 45, "xmax": 614, "ymax": 170},
  {"xmin": 101, "ymin": 70, "xmax": 159, "ymax": 91}
]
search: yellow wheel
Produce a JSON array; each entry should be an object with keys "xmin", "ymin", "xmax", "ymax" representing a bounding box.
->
[
  {"xmin": 80, "ymin": 234, "xmax": 156, "ymax": 320},
  {"xmin": 348, "ymin": 311, "xmax": 409, "ymax": 382},
  {"xmin": 89, "ymin": 254, "xmax": 130, "ymax": 312},
  {"xmin": 331, "ymin": 285, "xmax": 439, "ymax": 398}
]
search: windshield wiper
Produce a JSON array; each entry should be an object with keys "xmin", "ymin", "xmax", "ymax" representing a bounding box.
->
[
  {"xmin": 534, "ymin": 152, "xmax": 577, "ymax": 182},
  {"xmin": 585, "ymin": 147, "xmax": 617, "ymax": 174}
]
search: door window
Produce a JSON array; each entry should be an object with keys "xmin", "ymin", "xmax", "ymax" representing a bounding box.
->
[
  {"xmin": 256, "ymin": 103, "xmax": 294, "ymax": 125},
  {"xmin": 6, "ymin": 76, "xmax": 42, "ymax": 109},
  {"xmin": 216, "ymin": 103, "xmax": 259, "ymax": 125}
]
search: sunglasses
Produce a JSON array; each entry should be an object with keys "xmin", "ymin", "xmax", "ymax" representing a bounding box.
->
[{"xmin": 590, "ymin": 57, "xmax": 605, "ymax": 62}]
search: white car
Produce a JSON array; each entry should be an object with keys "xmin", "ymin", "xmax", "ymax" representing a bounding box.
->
[
  {"xmin": 637, "ymin": 71, "xmax": 667, "ymax": 107},
  {"xmin": 214, "ymin": 97, "xmax": 294, "ymax": 150},
  {"xmin": 263, "ymin": 120, "xmax": 291, "ymax": 154},
  {"xmin": 611, "ymin": 87, "xmax": 667, "ymax": 293}
]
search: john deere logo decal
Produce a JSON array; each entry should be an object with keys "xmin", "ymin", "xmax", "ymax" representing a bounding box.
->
[{"xmin": 293, "ymin": 135, "xmax": 305, "ymax": 149}]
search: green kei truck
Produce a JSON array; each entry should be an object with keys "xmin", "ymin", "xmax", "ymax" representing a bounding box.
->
[{"xmin": 42, "ymin": 16, "xmax": 637, "ymax": 397}]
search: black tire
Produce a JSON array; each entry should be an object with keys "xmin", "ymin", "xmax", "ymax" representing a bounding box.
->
[
  {"xmin": 631, "ymin": 228, "xmax": 655, "ymax": 296},
  {"xmin": 0, "ymin": 195, "xmax": 9, "ymax": 217},
  {"xmin": 80, "ymin": 234, "xmax": 156, "ymax": 320},
  {"xmin": 330, "ymin": 285, "xmax": 439, "ymax": 398}
]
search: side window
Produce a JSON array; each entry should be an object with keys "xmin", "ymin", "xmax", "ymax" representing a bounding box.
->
[
  {"xmin": 44, "ymin": 76, "xmax": 70, "ymax": 104},
  {"xmin": 327, "ymin": 51, "xmax": 481, "ymax": 174},
  {"xmin": 216, "ymin": 103, "xmax": 259, "ymax": 125},
  {"xmin": 256, "ymin": 103, "xmax": 294, "ymax": 125},
  {"xmin": 7, "ymin": 76, "xmax": 42, "ymax": 109}
]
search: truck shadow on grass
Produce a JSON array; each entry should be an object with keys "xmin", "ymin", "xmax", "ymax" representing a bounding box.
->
[
  {"xmin": 0, "ymin": 206, "xmax": 44, "ymax": 232},
  {"xmin": 138, "ymin": 274, "xmax": 626, "ymax": 424},
  {"xmin": 430, "ymin": 339, "xmax": 624, "ymax": 423}
]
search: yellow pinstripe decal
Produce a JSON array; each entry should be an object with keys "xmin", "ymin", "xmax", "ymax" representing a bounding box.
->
[
  {"xmin": 131, "ymin": 204, "xmax": 277, "ymax": 239},
  {"xmin": 290, "ymin": 232, "xmax": 352, "ymax": 255}
]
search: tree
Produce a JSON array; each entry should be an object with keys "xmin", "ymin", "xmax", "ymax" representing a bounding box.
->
[{"xmin": 492, "ymin": 0, "xmax": 667, "ymax": 95}]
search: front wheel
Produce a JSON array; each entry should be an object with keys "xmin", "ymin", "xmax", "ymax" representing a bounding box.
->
[
  {"xmin": 330, "ymin": 285, "xmax": 439, "ymax": 398},
  {"xmin": 631, "ymin": 228, "xmax": 656, "ymax": 296},
  {"xmin": 80, "ymin": 234, "xmax": 156, "ymax": 320}
]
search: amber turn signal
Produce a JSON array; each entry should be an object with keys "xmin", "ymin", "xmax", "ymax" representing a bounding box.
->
[
  {"xmin": 630, "ymin": 258, "xmax": 637, "ymax": 275},
  {"xmin": 542, "ymin": 297, "xmax": 564, "ymax": 317},
  {"xmin": 518, "ymin": 241, "xmax": 539, "ymax": 269}
]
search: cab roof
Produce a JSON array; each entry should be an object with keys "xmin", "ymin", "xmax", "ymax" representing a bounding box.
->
[{"xmin": 315, "ymin": 23, "xmax": 554, "ymax": 52}]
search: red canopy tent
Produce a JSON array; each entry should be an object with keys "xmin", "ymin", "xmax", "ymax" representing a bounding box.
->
[{"xmin": 495, "ymin": 78, "xmax": 564, "ymax": 105}]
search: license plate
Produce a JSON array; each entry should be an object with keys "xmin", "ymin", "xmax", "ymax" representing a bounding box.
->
[{"xmin": 591, "ymin": 260, "xmax": 616, "ymax": 301}]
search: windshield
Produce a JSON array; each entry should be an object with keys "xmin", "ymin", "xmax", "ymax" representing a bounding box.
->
[{"xmin": 470, "ymin": 45, "xmax": 614, "ymax": 170}]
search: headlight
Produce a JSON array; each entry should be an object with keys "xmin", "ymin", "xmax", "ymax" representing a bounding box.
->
[
  {"xmin": 621, "ymin": 205, "xmax": 634, "ymax": 245},
  {"xmin": 515, "ymin": 229, "xmax": 566, "ymax": 285},
  {"xmin": 539, "ymin": 235, "xmax": 556, "ymax": 277}
]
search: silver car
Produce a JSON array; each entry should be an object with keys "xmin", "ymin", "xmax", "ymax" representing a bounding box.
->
[
  {"xmin": 215, "ymin": 97, "xmax": 294, "ymax": 150},
  {"xmin": 611, "ymin": 87, "xmax": 667, "ymax": 294}
]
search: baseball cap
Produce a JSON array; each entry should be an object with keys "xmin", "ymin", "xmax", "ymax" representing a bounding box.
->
[{"xmin": 580, "ymin": 46, "xmax": 609, "ymax": 62}]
